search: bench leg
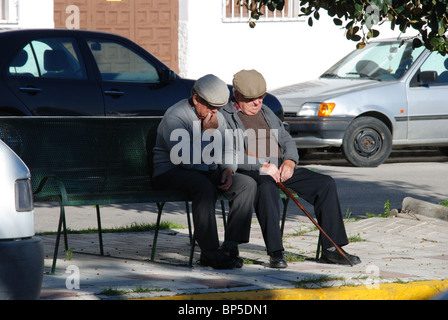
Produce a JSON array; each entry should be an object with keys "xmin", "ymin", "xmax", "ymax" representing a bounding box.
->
[
  {"xmin": 220, "ymin": 200, "xmax": 227, "ymax": 230},
  {"xmin": 151, "ymin": 202, "xmax": 165, "ymax": 262},
  {"xmin": 280, "ymin": 198, "xmax": 289, "ymax": 236},
  {"xmin": 150, "ymin": 201, "xmax": 198, "ymax": 268},
  {"xmin": 315, "ymin": 233, "xmax": 322, "ymax": 260},
  {"xmin": 95, "ymin": 205, "xmax": 104, "ymax": 256},
  {"xmin": 281, "ymin": 195, "xmax": 323, "ymax": 261},
  {"xmin": 186, "ymin": 201, "xmax": 195, "ymax": 267},
  {"xmin": 51, "ymin": 204, "xmax": 67, "ymax": 274}
]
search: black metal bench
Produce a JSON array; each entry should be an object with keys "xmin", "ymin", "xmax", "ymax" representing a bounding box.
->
[
  {"xmin": 0, "ymin": 117, "xmax": 231, "ymax": 273},
  {"xmin": 0, "ymin": 117, "xmax": 306, "ymax": 274}
]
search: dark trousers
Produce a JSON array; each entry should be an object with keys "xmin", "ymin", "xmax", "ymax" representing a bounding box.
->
[
  {"xmin": 238, "ymin": 167, "xmax": 348, "ymax": 253},
  {"xmin": 153, "ymin": 167, "xmax": 256, "ymax": 251}
]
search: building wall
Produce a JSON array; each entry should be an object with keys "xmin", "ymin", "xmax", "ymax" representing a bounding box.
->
[
  {"xmin": 54, "ymin": 0, "xmax": 179, "ymax": 72},
  {"xmin": 180, "ymin": 0, "xmax": 404, "ymax": 90},
  {"xmin": 0, "ymin": 0, "xmax": 54, "ymax": 29}
]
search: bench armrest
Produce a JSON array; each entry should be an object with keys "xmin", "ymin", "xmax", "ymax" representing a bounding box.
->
[{"xmin": 33, "ymin": 175, "xmax": 69, "ymax": 205}]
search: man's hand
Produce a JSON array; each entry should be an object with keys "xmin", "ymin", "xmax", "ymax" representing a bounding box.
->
[
  {"xmin": 260, "ymin": 162, "xmax": 280, "ymax": 183},
  {"xmin": 279, "ymin": 159, "xmax": 295, "ymax": 182},
  {"xmin": 202, "ymin": 112, "xmax": 219, "ymax": 130},
  {"xmin": 218, "ymin": 168, "xmax": 233, "ymax": 191}
]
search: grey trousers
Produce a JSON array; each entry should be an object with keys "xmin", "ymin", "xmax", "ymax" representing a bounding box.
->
[{"xmin": 153, "ymin": 167, "xmax": 256, "ymax": 251}]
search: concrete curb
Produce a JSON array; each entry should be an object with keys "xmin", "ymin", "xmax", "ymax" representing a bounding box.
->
[
  {"xmin": 402, "ymin": 197, "xmax": 448, "ymax": 221},
  {"xmin": 147, "ymin": 280, "xmax": 448, "ymax": 300}
]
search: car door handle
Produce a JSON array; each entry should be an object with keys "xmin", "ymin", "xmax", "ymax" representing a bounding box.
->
[
  {"xmin": 104, "ymin": 90, "xmax": 125, "ymax": 97},
  {"xmin": 19, "ymin": 87, "xmax": 42, "ymax": 94}
]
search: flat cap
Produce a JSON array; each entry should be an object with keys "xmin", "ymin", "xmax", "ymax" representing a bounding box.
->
[
  {"xmin": 233, "ymin": 69, "xmax": 267, "ymax": 99},
  {"xmin": 192, "ymin": 74, "xmax": 229, "ymax": 107}
]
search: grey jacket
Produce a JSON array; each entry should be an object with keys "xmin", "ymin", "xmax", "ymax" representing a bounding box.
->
[
  {"xmin": 220, "ymin": 101, "xmax": 299, "ymax": 171},
  {"xmin": 153, "ymin": 99, "xmax": 237, "ymax": 177}
]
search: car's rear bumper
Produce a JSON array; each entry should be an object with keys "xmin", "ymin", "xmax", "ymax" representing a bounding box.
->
[{"xmin": 0, "ymin": 237, "xmax": 44, "ymax": 300}]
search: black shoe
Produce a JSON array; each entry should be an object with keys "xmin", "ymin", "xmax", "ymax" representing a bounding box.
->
[
  {"xmin": 199, "ymin": 249, "xmax": 237, "ymax": 269},
  {"xmin": 269, "ymin": 251, "xmax": 288, "ymax": 269},
  {"xmin": 320, "ymin": 247, "xmax": 361, "ymax": 266},
  {"xmin": 221, "ymin": 246, "xmax": 243, "ymax": 268}
]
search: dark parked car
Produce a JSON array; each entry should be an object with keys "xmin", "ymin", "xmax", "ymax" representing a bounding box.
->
[{"xmin": 0, "ymin": 29, "xmax": 282, "ymax": 117}]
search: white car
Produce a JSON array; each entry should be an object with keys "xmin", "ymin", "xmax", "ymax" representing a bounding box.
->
[
  {"xmin": 272, "ymin": 38, "xmax": 448, "ymax": 167},
  {"xmin": 0, "ymin": 139, "xmax": 43, "ymax": 299}
]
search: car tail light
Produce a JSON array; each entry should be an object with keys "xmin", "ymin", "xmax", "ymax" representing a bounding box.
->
[{"xmin": 15, "ymin": 179, "xmax": 33, "ymax": 212}]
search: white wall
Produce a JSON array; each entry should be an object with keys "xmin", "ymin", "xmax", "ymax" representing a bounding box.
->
[
  {"xmin": 18, "ymin": 0, "xmax": 54, "ymax": 29},
  {"xmin": 179, "ymin": 0, "xmax": 406, "ymax": 90},
  {"xmin": 0, "ymin": 0, "xmax": 54, "ymax": 29}
]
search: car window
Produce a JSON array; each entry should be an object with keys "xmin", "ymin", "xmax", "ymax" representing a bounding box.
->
[
  {"xmin": 418, "ymin": 52, "xmax": 448, "ymax": 85},
  {"xmin": 8, "ymin": 38, "xmax": 87, "ymax": 80},
  {"xmin": 322, "ymin": 41, "xmax": 425, "ymax": 81},
  {"xmin": 87, "ymin": 39, "xmax": 159, "ymax": 83},
  {"xmin": 8, "ymin": 44, "xmax": 40, "ymax": 77}
]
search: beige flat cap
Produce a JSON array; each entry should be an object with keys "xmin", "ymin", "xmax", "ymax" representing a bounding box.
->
[{"xmin": 233, "ymin": 69, "xmax": 267, "ymax": 99}]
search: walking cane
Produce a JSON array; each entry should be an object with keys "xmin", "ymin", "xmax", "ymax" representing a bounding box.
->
[{"xmin": 278, "ymin": 182, "xmax": 353, "ymax": 266}]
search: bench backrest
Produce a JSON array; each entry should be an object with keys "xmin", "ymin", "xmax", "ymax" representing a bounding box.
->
[{"xmin": 0, "ymin": 117, "xmax": 162, "ymax": 199}]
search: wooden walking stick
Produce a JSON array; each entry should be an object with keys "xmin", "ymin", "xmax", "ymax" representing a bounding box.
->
[{"xmin": 278, "ymin": 182, "xmax": 353, "ymax": 266}]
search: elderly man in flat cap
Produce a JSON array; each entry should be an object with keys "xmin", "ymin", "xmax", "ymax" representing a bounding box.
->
[
  {"xmin": 220, "ymin": 69, "xmax": 361, "ymax": 268},
  {"xmin": 153, "ymin": 74, "xmax": 256, "ymax": 269}
]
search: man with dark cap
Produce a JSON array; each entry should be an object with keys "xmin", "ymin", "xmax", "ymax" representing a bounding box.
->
[
  {"xmin": 220, "ymin": 69, "xmax": 361, "ymax": 268},
  {"xmin": 153, "ymin": 74, "xmax": 256, "ymax": 269}
]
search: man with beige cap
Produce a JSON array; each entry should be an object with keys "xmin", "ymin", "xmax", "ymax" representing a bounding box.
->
[
  {"xmin": 153, "ymin": 74, "xmax": 256, "ymax": 269},
  {"xmin": 220, "ymin": 69, "xmax": 361, "ymax": 268}
]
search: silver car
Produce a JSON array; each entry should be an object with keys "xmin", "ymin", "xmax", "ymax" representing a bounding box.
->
[
  {"xmin": 272, "ymin": 38, "xmax": 448, "ymax": 167},
  {"xmin": 0, "ymin": 139, "xmax": 43, "ymax": 299}
]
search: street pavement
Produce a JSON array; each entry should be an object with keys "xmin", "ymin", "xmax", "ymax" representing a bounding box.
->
[
  {"xmin": 36, "ymin": 195, "xmax": 448, "ymax": 301},
  {"xmin": 33, "ymin": 153, "xmax": 448, "ymax": 301}
]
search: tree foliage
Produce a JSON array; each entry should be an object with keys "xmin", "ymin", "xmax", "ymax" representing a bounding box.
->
[{"xmin": 239, "ymin": 0, "xmax": 448, "ymax": 54}]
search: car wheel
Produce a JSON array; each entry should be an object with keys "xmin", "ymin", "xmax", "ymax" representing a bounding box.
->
[{"xmin": 342, "ymin": 116, "xmax": 392, "ymax": 167}]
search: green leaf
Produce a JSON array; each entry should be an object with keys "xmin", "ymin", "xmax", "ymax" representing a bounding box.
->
[
  {"xmin": 356, "ymin": 42, "xmax": 366, "ymax": 49},
  {"xmin": 308, "ymin": 17, "xmax": 313, "ymax": 27},
  {"xmin": 430, "ymin": 36, "xmax": 444, "ymax": 47},
  {"xmin": 412, "ymin": 38, "xmax": 423, "ymax": 48},
  {"xmin": 333, "ymin": 18, "xmax": 343, "ymax": 26},
  {"xmin": 345, "ymin": 21, "xmax": 354, "ymax": 30}
]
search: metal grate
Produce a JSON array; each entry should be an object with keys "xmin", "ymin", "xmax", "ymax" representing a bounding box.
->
[{"xmin": 223, "ymin": 0, "xmax": 301, "ymax": 22}]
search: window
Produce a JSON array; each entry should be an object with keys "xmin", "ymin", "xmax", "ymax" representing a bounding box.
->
[
  {"xmin": 418, "ymin": 52, "xmax": 448, "ymax": 85},
  {"xmin": 223, "ymin": 0, "xmax": 301, "ymax": 22},
  {"xmin": 323, "ymin": 41, "xmax": 425, "ymax": 81},
  {"xmin": 0, "ymin": 0, "xmax": 18, "ymax": 23},
  {"xmin": 8, "ymin": 38, "xmax": 87, "ymax": 80},
  {"xmin": 87, "ymin": 39, "xmax": 160, "ymax": 83}
]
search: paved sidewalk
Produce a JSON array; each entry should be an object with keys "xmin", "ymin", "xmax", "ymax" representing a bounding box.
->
[{"xmin": 37, "ymin": 202, "xmax": 448, "ymax": 300}]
